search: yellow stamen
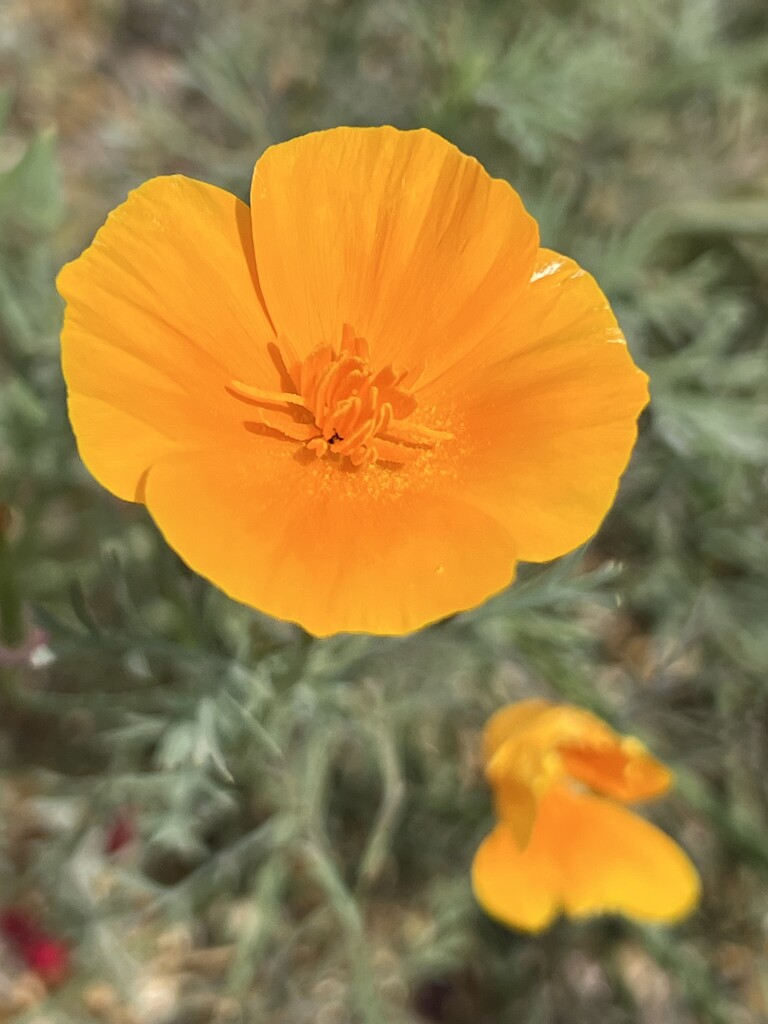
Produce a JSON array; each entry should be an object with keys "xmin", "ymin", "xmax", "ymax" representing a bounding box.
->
[
  {"xmin": 228, "ymin": 325, "xmax": 453, "ymax": 467},
  {"xmin": 228, "ymin": 382, "xmax": 306, "ymax": 407}
]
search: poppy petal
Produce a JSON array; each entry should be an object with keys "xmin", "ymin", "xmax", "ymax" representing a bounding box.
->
[
  {"xmin": 553, "ymin": 789, "xmax": 701, "ymax": 923},
  {"xmin": 484, "ymin": 703, "xmax": 613, "ymax": 803},
  {"xmin": 483, "ymin": 699, "xmax": 553, "ymax": 763},
  {"xmin": 143, "ymin": 447, "xmax": 518, "ymax": 636},
  {"xmin": 56, "ymin": 175, "xmax": 276, "ymax": 501},
  {"xmin": 456, "ymin": 249, "xmax": 649, "ymax": 563},
  {"xmin": 472, "ymin": 824, "xmax": 561, "ymax": 933},
  {"xmin": 486, "ymin": 703, "xmax": 671, "ymax": 804},
  {"xmin": 472, "ymin": 788, "xmax": 699, "ymax": 933},
  {"xmin": 559, "ymin": 737, "xmax": 672, "ymax": 802},
  {"xmin": 249, "ymin": 126, "xmax": 538, "ymax": 386},
  {"xmin": 490, "ymin": 776, "xmax": 541, "ymax": 851}
]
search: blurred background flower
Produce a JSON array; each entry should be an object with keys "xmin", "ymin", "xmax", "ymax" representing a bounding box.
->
[
  {"xmin": 473, "ymin": 700, "xmax": 700, "ymax": 931},
  {"xmin": 0, "ymin": 907, "xmax": 70, "ymax": 987}
]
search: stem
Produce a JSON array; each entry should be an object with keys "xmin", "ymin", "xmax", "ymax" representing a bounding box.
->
[
  {"xmin": 226, "ymin": 855, "xmax": 288, "ymax": 998},
  {"xmin": 302, "ymin": 841, "xmax": 386, "ymax": 1024},
  {"xmin": 357, "ymin": 695, "xmax": 405, "ymax": 889},
  {"xmin": 151, "ymin": 816, "xmax": 288, "ymax": 911},
  {"xmin": 299, "ymin": 726, "xmax": 386, "ymax": 1024},
  {"xmin": 0, "ymin": 528, "xmax": 25, "ymax": 648}
]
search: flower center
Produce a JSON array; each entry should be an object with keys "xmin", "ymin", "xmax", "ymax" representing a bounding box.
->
[{"xmin": 228, "ymin": 324, "xmax": 452, "ymax": 467}]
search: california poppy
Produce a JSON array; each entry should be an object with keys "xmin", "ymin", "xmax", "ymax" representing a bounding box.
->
[
  {"xmin": 472, "ymin": 700, "xmax": 700, "ymax": 932},
  {"xmin": 57, "ymin": 127, "xmax": 648, "ymax": 637}
]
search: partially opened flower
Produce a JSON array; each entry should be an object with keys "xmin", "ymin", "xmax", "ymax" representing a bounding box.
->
[
  {"xmin": 472, "ymin": 700, "xmax": 700, "ymax": 932},
  {"xmin": 57, "ymin": 127, "xmax": 648, "ymax": 637}
]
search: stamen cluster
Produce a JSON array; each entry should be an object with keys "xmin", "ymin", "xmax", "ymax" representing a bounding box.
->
[{"xmin": 230, "ymin": 324, "xmax": 451, "ymax": 466}]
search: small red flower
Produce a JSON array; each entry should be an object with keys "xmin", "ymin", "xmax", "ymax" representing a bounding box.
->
[
  {"xmin": 22, "ymin": 937, "xmax": 70, "ymax": 985},
  {"xmin": 0, "ymin": 908, "xmax": 70, "ymax": 987}
]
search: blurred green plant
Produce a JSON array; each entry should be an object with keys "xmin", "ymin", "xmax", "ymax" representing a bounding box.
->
[{"xmin": 1, "ymin": 0, "xmax": 768, "ymax": 1021}]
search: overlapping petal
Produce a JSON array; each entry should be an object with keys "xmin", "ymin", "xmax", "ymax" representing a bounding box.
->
[
  {"xmin": 559, "ymin": 736, "xmax": 671, "ymax": 803},
  {"xmin": 249, "ymin": 126, "xmax": 539, "ymax": 385},
  {"xmin": 472, "ymin": 822, "xmax": 561, "ymax": 933},
  {"xmin": 485, "ymin": 701, "xmax": 671, "ymax": 846},
  {"xmin": 57, "ymin": 176, "xmax": 276, "ymax": 501},
  {"xmin": 483, "ymin": 699, "xmax": 552, "ymax": 763}
]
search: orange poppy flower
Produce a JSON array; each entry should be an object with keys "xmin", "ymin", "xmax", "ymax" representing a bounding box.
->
[
  {"xmin": 56, "ymin": 127, "xmax": 648, "ymax": 637},
  {"xmin": 472, "ymin": 700, "xmax": 700, "ymax": 932}
]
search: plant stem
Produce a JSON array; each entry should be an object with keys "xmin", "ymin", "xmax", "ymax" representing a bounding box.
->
[
  {"xmin": 0, "ymin": 529, "xmax": 24, "ymax": 648},
  {"xmin": 303, "ymin": 840, "xmax": 386, "ymax": 1024}
]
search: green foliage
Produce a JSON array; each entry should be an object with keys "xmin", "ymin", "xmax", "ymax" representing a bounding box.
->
[{"xmin": 2, "ymin": 0, "xmax": 768, "ymax": 1020}]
